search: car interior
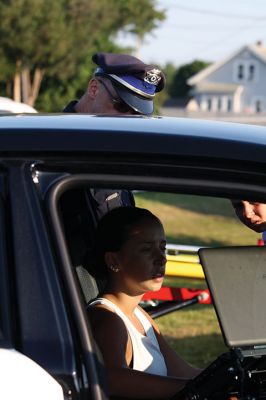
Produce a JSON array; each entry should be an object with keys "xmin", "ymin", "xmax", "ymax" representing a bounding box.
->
[{"xmin": 42, "ymin": 170, "xmax": 266, "ymax": 399}]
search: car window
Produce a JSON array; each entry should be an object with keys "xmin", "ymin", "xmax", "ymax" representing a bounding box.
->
[
  {"xmin": 48, "ymin": 174, "xmax": 266, "ymax": 370},
  {"xmin": 134, "ymin": 191, "xmax": 259, "ymax": 247}
]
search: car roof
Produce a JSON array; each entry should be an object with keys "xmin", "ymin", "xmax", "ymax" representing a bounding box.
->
[{"xmin": 0, "ymin": 114, "xmax": 266, "ymax": 163}]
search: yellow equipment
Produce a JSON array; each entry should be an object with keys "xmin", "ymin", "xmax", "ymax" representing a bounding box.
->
[{"xmin": 165, "ymin": 244, "xmax": 205, "ymax": 279}]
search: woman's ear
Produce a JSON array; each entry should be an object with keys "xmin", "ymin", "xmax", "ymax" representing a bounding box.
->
[{"xmin": 104, "ymin": 252, "xmax": 120, "ymax": 273}]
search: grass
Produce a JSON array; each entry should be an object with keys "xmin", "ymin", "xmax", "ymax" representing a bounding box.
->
[
  {"xmin": 135, "ymin": 191, "xmax": 258, "ymax": 367},
  {"xmin": 135, "ymin": 191, "xmax": 259, "ymax": 246},
  {"xmin": 157, "ymin": 305, "xmax": 227, "ymax": 368}
]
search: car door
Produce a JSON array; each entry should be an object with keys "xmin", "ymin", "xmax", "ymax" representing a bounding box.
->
[{"xmin": 32, "ymin": 140, "xmax": 266, "ymax": 400}]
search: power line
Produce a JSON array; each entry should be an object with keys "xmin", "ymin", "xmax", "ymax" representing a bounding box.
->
[
  {"xmin": 163, "ymin": 23, "xmax": 266, "ymax": 31},
  {"xmin": 164, "ymin": 19, "xmax": 262, "ymax": 63},
  {"xmin": 193, "ymin": 21, "xmax": 261, "ymax": 58},
  {"xmin": 166, "ymin": 3, "xmax": 266, "ymax": 21}
]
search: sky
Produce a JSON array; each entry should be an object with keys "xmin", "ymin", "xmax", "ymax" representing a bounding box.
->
[{"xmin": 117, "ymin": 0, "xmax": 266, "ymax": 67}]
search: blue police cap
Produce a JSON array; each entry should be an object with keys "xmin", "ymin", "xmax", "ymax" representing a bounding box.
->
[{"xmin": 92, "ymin": 53, "xmax": 165, "ymax": 115}]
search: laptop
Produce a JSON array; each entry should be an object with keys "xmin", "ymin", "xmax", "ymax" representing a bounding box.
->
[{"xmin": 199, "ymin": 246, "xmax": 266, "ymax": 356}]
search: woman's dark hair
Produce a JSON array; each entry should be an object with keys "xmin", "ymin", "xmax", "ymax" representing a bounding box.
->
[{"xmin": 90, "ymin": 206, "xmax": 161, "ymax": 278}]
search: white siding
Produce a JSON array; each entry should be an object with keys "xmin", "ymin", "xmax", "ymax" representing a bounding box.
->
[{"xmin": 196, "ymin": 48, "xmax": 266, "ymax": 113}]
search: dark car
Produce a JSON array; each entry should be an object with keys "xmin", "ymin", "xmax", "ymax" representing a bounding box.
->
[{"xmin": 1, "ymin": 114, "xmax": 266, "ymax": 399}]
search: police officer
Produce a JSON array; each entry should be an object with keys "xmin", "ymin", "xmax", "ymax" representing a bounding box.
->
[
  {"xmin": 231, "ymin": 200, "xmax": 266, "ymax": 244},
  {"xmin": 63, "ymin": 53, "xmax": 166, "ymax": 218},
  {"xmin": 63, "ymin": 52, "xmax": 165, "ymax": 116}
]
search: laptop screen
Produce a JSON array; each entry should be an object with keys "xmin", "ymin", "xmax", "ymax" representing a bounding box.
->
[{"xmin": 199, "ymin": 246, "xmax": 266, "ymax": 348}]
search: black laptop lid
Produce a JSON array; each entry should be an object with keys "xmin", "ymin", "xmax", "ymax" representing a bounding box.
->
[{"xmin": 199, "ymin": 246, "xmax": 266, "ymax": 348}]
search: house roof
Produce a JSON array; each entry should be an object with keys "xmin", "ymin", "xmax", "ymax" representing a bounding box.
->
[
  {"xmin": 249, "ymin": 43, "xmax": 266, "ymax": 62},
  {"xmin": 192, "ymin": 82, "xmax": 241, "ymax": 94},
  {"xmin": 187, "ymin": 42, "xmax": 266, "ymax": 86}
]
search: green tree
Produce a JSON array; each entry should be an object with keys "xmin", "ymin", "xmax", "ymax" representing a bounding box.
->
[
  {"xmin": 0, "ymin": 0, "xmax": 165, "ymax": 109},
  {"xmin": 169, "ymin": 60, "xmax": 210, "ymax": 98},
  {"xmin": 0, "ymin": 0, "xmax": 70, "ymax": 105},
  {"xmin": 116, "ymin": 0, "xmax": 165, "ymax": 54},
  {"xmin": 159, "ymin": 62, "xmax": 177, "ymax": 105}
]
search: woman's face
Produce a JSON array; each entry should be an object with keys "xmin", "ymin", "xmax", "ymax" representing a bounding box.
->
[{"xmin": 113, "ymin": 218, "xmax": 167, "ymax": 295}]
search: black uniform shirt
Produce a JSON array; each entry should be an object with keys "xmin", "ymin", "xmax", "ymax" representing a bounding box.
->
[{"xmin": 63, "ymin": 100, "xmax": 78, "ymax": 113}]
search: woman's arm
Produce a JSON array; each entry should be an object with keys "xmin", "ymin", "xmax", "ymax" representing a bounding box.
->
[
  {"xmin": 140, "ymin": 307, "xmax": 201, "ymax": 379},
  {"xmin": 154, "ymin": 331, "xmax": 201, "ymax": 379},
  {"xmin": 108, "ymin": 367, "xmax": 189, "ymax": 399},
  {"xmin": 88, "ymin": 306, "xmax": 190, "ymax": 399}
]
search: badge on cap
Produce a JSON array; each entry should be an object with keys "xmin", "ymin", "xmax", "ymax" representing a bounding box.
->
[{"xmin": 144, "ymin": 69, "xmax": 162, "ymax": 86}]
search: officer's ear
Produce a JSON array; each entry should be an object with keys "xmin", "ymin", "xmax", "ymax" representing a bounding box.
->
[{"xmin": 87, "ymin": 78, "xmax": 101, "ymax": 99}]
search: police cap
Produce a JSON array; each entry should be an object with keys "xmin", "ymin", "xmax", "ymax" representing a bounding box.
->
[{"xmin": 92, "ymin": 52, "xmax": 165, "ymax": 115}]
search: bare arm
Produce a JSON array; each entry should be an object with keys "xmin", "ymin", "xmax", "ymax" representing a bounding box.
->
[
  {"xmin": 88, "ymin": 307, "xmax": 190, "ymax": 399},
  {"xmin": 108, "ymin": 367, "xmax": 189, "ymax": 399}
]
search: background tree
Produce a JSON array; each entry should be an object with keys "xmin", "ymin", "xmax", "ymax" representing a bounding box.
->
[
  {"xmin": 169, "ymin": 60, "xmax": 210, "ymax": 99},
  {"xmin": 0, "ymin": 0, "xmax": 70, "ymax": 105},
  {"xmin": 0, "ymin": 0, "xmax": 165, "ymax": 111},
  {"xmin": 116, "ymin": 0, "xmax": 165, "ymax": 56}
]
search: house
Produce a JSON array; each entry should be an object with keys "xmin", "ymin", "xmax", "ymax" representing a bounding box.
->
[{"xmin": 187, "ymin": 41, "xmax": 266, "ymax": 114}]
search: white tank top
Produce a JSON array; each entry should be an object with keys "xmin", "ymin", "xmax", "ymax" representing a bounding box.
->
[{"xmin": 89, "ymin": 297, "xmax": 168, "ymax": 376}]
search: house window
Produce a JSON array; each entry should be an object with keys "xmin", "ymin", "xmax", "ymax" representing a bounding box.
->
[
  {"xmin": 255, "ymin": 100, "xmax": 261, "ymax": 112},
  {"xmin": 217, "ymin": 97, "xmax": 222, "ymax": 112},
  {"xmin": 251, "ymin": 96, "xmax": 265, "ymax": 113},
  {"xmin": 227, "ymin": 98, "xmax": 232, "ymax": 112},
  {"xmin": 248, "ymin": 64, "xmax": 255, "ymax": 81},
  {"xmin": 234, "ymin": 59, "xmax": 259, "ymax": 83},
  {"xmin": 207, "ymin": 98, "xmax": 212, "ymax": 111},
  {"xmin": 238, "ymin": 64, "xmax": 244, "ymax": 80}
]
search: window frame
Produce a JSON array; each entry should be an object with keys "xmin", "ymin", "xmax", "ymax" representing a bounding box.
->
[
  {"xmin": 0, "ymin": 193, "xmax": 13, "ymax": 348},
  {"xmin": 233, "ymin": 60, "xmax": 259, "ymax": 83},
  {"xmin": 44, "ymin": 163, "xmax": 266, "ymax": 398}
]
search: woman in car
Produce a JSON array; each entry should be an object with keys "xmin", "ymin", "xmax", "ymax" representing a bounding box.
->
[{"xmin": 87, "ymin": 206, "xmax": 200, "ymax": 399}]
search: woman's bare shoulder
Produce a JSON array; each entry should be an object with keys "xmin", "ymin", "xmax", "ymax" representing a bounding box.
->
[
  {"xmin": 88, "ymin": 303, "xmax": 128, "ymax": 334},
  {"xmin": 87, "ymin": 303, "xmax": 130, "ymax": 367}
]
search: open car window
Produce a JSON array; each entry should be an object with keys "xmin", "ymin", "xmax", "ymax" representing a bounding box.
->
[
  {"xmin": 45, "ymin": 174, "xmax": 265, "ymax": 363},
  {"xmin": 42, "ymin": 165, "xmax": 266, "ymax": 400}
]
